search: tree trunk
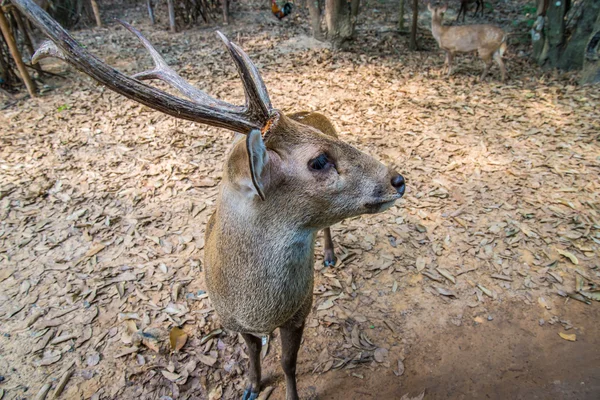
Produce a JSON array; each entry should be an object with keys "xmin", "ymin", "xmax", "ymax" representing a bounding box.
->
[
  {"xmin": 147, "ymin": 0, "xmax": 155, "ymax": 24},
  {"xmin": 559, "ymin": 0, "xmax": 600, "ymax": 70},
  {"xmin": 0, "ymin": 9, "xmax": 35, "ymax": 97},
  {"xmin": 581, "ymin": 13, "xmax": 600, "ymax": 83},
  {"xmin": 167, "ymin": 0, "xmax": 176, "ymax": 32},
  {"xmin": 308, "ymin": 0, "xmax": 325, "ymax": 40},
  {"xmin": 324, "ymin": 0, "xmax": 356, "ymax": 47},
  {"xmin": 90, "ymin": 0, "xmax": 101, "ymax": 27},
  {"xmin": 531, "ymin": 15, "xmax": 546, "ymax": 63},
  {"xmin": 409, "ymin": 0, "xmax": 418, "ymax": 50},
  {"xmin": 399, "ymin": 0, "xmax": 405, "ymax": 32},
  {"xmin": 350, "ymin": 0, "xmax": 360, "ymax": 18},
  {"xmin": 545, "ymin": 0, "xmax": 568, "ymax": 66},
  {"xmin": 325, "ymin": 0, "xmax": 341, "ymax": 42},
  {"xmin": 222, "ymin": 0, "xmax": 229, "ymax": 24}
]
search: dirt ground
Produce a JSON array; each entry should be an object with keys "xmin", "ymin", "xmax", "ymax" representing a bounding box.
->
[{"xmin": 1, "ymin": 1, "xmax": 599, "ymax": 399}]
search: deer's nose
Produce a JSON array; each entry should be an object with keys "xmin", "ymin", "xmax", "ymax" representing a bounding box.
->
[{"xmin": 391, "ymin": 173, "xmax": 405, "ymax": 195}]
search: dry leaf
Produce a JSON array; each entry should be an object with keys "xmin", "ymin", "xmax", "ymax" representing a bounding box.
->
[
  {"xmin": 394, "ymin": 359, "xmax": 405, "ymax": 376},
  {"xmin": 0, "ymin": 269, "xmax": 14, "ymax": 282},
  {"xmin": 436, "ymin": 287, "xmax": 457, "ymax": 298},
  {"xmin": 208, "ymin": 384, "xmax": 223, "ymax": 400},
  {"xmin": 559, "ymin": 332, "xmax": 576, "ymax": 342},
  {"xmin": 87, "ymin": 352, "xmax": 101, "ymax": 367},
  {"xmin": 374, "ymin": 347, "xmax": 388, "ymax": 363},
  {"xmin": 317, "ymin": 299, "xmax": 334, "ymax": 310},
  {"xmin": 161, "ymin": 370, "xmax": 181, "ymax": 382},
  {"xmin": 84, "ymin": 243, "xmax": 106, "ymax": 258},
  {"xmin": 436, "ymin": 268, "xmax": 456, "ymax": 284},
  {"xmin": 556, "ymin": 249, "xmax": 579, "ymax": 265},
  {"xmin": 198, "ymin": 353, "xmax": 217, "ymax": 366},
  {"xmin": 169, "ymin": 327, "xmax": 188, "ymax": 352},
  {"xmin": 400, "ymin": 392, "xmax": 425, "ymax": 400}
]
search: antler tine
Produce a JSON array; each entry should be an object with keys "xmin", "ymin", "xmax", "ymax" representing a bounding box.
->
[
  {"xmin": 118, "ymin": 20, "xmax": 238, "ymax": 112},
  {"xmin": 12, "ymin": 0, "xmax": 266, "ymax": 134},
  {"xmin": 216, "ymin": 31, "xmax": 273, "ymax": 122}
]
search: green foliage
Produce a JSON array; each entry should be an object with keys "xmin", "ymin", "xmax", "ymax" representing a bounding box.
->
[
  {"xmin": 521, "ymin": 3, "xmax": 537, "ymax": 15},
  {"xmin": 519, "ymin": 3, "xmax": 537, "ymax": 29},
  {"xmin": 57, "ymin": 104, "xmax": 71, "ymax": 112}
]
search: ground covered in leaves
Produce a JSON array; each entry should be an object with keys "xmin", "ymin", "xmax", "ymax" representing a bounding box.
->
[{"xmin": 1, "ymin": 1, "xmax": 600, "ymax": 399}]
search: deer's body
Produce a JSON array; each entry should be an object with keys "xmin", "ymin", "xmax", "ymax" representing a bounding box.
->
[
  {"xmin": 429, "ymin": 5, "xmax": 507, "ymax": 81},
  {"xmin": 205, "ymin": 177, "xmax": 317, "ymax": 336},
  {"xmin": 206, "ymin": 112, "xmax": 339, "ymax": 336}
]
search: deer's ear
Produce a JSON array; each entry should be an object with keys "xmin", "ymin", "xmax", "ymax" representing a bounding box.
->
[
  {"xmin": 427, "ymin": 3, "xmax": 433, "ymax": 12},
  {"xmin": 440, "ymin": 4, "xmax": 448, "ymax": 12},
  {"xmin": 288, "ymin": 111, "xmax": 338, "ymax": 138},
  {"xmin": 246, "ymin": 129, "xmax": 268, "ymax": 200}
]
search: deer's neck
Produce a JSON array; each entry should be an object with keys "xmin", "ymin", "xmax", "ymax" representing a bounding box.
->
[
  {"xmin": 213, "ymin": 186, "xmax": 317, "ymax": 263},
  {"xmin": 431, "ymin": 17, "xmax": 446, "ymax": 43}
]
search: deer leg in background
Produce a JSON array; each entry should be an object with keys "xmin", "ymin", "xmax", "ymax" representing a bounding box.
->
[
  {"xmin": 323, "ymin": 227, "xmax": 336, "ymax": 267},
  {"xmin": 480, "ymin": 52, "xmax": 493, "ymax": 81},
  {"xmin": 147, "ymin": 0, "xmax": 155, "ymax": 24},
  {"xmin": 493, "ymin": 51, "xmax": 506, "ymax": 81},
  {"xmin": 476, "ymin": 0, "xmax": 482, "ymax": 17},
  {"xmin": 456, "ymin": 3, "xmax": 464, "ymax": 21},
  {"xmin": 280, "ymin": 322, "xmax": 305, "ymax": 400},
  {"xmin": 241, "ymin": 333, "xmax": 262, "ymax": 400},
  {"xmin": 445, "ymin": 51, "xmax": 454, "ymax": 76}
]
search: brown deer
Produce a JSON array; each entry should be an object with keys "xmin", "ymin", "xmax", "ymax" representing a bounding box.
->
[
  {"xmin": 456, "ymin": 0, "xmax": 484, "ymax": 22},
  {"xmin": 13, "ymin": 1, "xmax": 406, "ymax": 399},
  {"xmin": 429, "ymin": 4, "xmax": 507, "ymax": 81}
]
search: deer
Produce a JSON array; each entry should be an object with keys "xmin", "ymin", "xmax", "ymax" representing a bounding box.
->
[
  {"xmin": 456, "ymin": 0, "xmax": 484, "ymax": 22},
  {"xmin": 428, "ymin": 3, "xmax": 507, "ymax": 81},
  {"xmin": 12, "ymin": 1, "xmax": 406, "ymax": 399}
]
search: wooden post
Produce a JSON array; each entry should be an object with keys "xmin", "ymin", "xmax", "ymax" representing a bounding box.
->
[
  {"xmin": 223, "ymin": 0, "xmax": 229, "ymax": 24},
  {"xmin": 0, "ymin": 8, "xmax": 35, "ymax": 97},
  {"xmin": 90, "ymin": 0, "xmax": 102, "ymax": 27},
  {"xmin": 147, "ymin": 0, "xmax": 155, "ymax": 24},
  {"xmin": 409, "ymin": 0, "xmax": 418, "ymax": 50},
  {"xmin": 167, "ymin": 0, "xmax": 176, "ymax": 32},
  {"xmin": 398, "ymin": 0, "xmax": 405, "ymax": 32}
]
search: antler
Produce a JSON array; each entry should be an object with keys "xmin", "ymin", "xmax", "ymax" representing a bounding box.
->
[{"xmin": 12, "ymin": 0, "xmax": 273, "ymax": 134}]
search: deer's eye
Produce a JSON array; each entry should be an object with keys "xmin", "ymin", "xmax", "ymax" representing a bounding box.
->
[{"xmin": 308, "ymin": 153, "xmax": 334, "ymax": 171}]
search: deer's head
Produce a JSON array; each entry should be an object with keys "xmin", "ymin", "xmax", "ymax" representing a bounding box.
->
[
  {"xmin": 428, "ymin": 3, "xmax": 448, "ymax": 21},
  {"xmin": 14, "ymin": 0, "xmax": 405, "ymax": 230}
]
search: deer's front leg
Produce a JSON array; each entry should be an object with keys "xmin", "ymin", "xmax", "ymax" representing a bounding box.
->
[
  {"xmin": 280, "ymin": 322, "xmax": 305, "ymax": 400},
  {"xmin": 241, "ymin": 333, "xmax": 262, "ymax": 400},
  {"xmin": 323, "ymin": 227, "xmax": 336, "ymax": 267}
]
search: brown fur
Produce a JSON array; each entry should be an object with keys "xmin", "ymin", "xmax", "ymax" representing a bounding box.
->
[
  {"xmin": 429, "ymin": 4, "xmax": 507, "ymax": 81},
  {"xmin": 205, "ymin": 111, "xmax": 403, "ymax": 399}
]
